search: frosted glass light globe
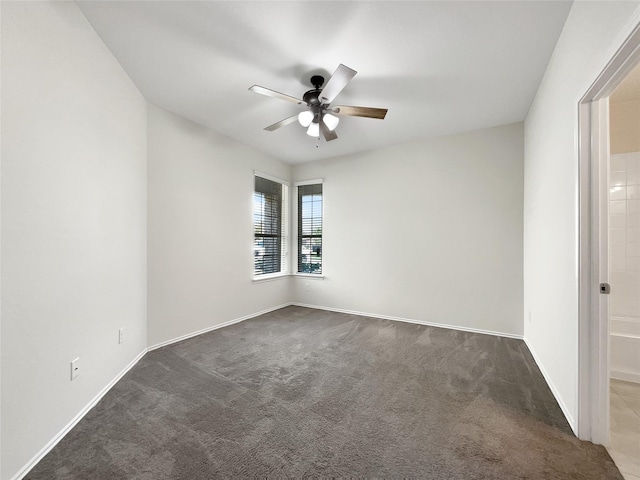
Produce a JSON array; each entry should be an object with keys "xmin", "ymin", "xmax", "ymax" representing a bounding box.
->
[
  {"xmin": 298, "ymin": 111, "xmax": 313, "ymax": 127},
  {"xmin": 307, "ymin": 122, "xmax": 319, "ymax": 137},
  {"xmin": 323, "ymin": 113, "xmax": 339, "ymax": 131}
]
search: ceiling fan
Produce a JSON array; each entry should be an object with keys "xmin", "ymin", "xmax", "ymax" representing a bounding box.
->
[{"xmin": 249, "ymin": 64, "xmax": 388, "ymax": 142}]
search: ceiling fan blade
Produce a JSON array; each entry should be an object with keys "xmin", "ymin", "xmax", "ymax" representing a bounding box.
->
[
  {"xmin": 264, "ymin": 115, "xmax": 299, "ymax": 131},
  {"xmin": 319, "ymin": 64, "xmax": 357, "ymax": 104},
  {"xmin": 331, "ymin": 105, "xmax": 388, "ymax": 120},
  {"xmin": 249, "ymin": 85, "xmax": 304, "ymax": 105},
  {"xmin": 319, "ymin": 118, "xmax": 338, "ymax": 142}
]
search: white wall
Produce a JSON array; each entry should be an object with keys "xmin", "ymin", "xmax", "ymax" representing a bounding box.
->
[
  {"xmin": 1, "ymin": 2, "xmax": 148, "ymax": 479},
  {"xmin": 524, "ymin": 0, "xmax": 640, "ymax": 431},
  {"xmin": 0, "ymin": 1, "xmax": 4, "ymax": 475},
  {"xmin": 147, "ymin": 104, "xmax": 291, "ymax": 347},
  {"xmin": 291, "ymin": 123, "xmax": 524, "ymax": 337},
  {"xmin": 0, "ymin": 2, "xmax": 2, "ymax": 476}
]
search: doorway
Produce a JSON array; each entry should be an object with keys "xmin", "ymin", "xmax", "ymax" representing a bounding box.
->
[
  {"xmin": 578, "ymin": 14, "xmax": 640, "ymax": 461},
  {"xmin": 607, "ymin": 61, "xmax": 640, "ymax": 479}
]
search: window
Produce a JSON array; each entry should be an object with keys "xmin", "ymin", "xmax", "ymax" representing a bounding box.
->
[
  {"xmin": 254, "ymin": 174, "xmax": 288, "ymax": 277},
  {"xmin": 297, "ymin": 181, "xmax": 323, "ymax": 274}
]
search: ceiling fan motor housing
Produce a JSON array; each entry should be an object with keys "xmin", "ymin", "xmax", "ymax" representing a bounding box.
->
[
  {"xmin": 303, "ymin": 89, "xmax": 322, "ymax": 106},
  {"xmin": 303, "ymin": 75, "xmax": 326, "ymax": 107}
]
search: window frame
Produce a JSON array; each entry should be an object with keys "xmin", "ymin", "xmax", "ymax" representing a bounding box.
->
[
  {"xmin": 253, "ymin": 171, "xmax": 289, "ymax": 280},
  {"xmin": 295, "ymin": 179, "xmax": 324, "ymax": 276}
]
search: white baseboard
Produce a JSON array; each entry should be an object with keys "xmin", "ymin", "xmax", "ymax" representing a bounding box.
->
[
  {"xmin": 292, "ymin": 302, "xmax": 524, "ymax": 340},
  {"xmin": 147, "ymin": 302, "xmax": 294, "ymax": 351},
  {"xmin": 10, "ymin": 302, "xmax": 532, "ymax": 480},
  {"xmin": 523, "ymin": 337, "xmax": 576, "ymax": 434},
  {"xmin": 293, "ymin": 304, "xmax": 575, "ymax": 434},
  {"xmin": 11, "ymin": 303, "xmax": 293, "ymax": 480},
  {"xmin": 11, "ymin": 349, "xmax": 147, "ymax": 480},
  {"xmin": 611, "ymin": 370, "xmax": 640, "ymax": 384}
]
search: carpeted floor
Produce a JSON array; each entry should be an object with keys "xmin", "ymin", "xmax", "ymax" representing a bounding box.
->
[{"xmin": 26, "ymin": 306, "xmax": 622, "ymax": 479}]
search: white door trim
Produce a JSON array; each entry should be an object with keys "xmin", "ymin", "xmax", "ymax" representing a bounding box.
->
[{"xmin": 577, "ymin": 19, "xmax": 640, "ymax": 443}]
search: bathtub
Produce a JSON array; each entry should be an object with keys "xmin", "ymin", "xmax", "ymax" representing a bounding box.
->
[{"xmin": 610, "ymin": 316, "xmax": 640, "ymax": 383}]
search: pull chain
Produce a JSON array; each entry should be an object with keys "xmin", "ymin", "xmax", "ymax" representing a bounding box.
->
[{"xmin": 316, "ymin": 136, "xmax": 320, "ymax": 148}]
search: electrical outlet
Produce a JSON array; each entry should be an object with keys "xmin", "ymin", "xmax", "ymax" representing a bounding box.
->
[
  {"xmin": 70, "ymin": 357, "xmax": 80, "ymax": 380},
  {"xmin": 528, "ymin": 311, "xmax": 532, "ymax": 324},
  {"xmin": 304, "ymin": 282, "xmax": 310, "ymax": 292},
  {"xmin": 118, "ymin": 327, "xmax": 125, "ymax": 344}
]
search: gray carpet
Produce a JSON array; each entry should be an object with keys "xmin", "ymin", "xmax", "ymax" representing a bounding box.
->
[{"xmin": 26, "ymin": 306, "xmax": 622, "ymax": 479}]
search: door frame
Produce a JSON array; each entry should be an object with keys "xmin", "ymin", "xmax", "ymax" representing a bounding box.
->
[{"xmin": 578, "ymin": 20, "xmax": 640, "ymax": 444}]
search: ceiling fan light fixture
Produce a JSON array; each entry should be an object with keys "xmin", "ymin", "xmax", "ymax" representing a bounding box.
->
[
  {"xmin": 307, "ymin": 122, "xmax": 319, "ymax": 137},
  {"xmin": 298, "ymin": 110, "xmax": 313, "ymax": 127},
  {"xmin": 249, "ymin": 64, "xmax": 387, "ymax": 143},
  {"xmin": 323, "ymin": 113, "xmax": 339, "ymax": 131}
]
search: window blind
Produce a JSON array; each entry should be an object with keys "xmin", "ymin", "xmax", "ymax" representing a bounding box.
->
[
  {"xmin": 254, "ymin": 176, "xmax": 283, "ymax": 275},
  {"xmin": 297, "ymin": 183, "xmax": 322, "ymax": 274}
]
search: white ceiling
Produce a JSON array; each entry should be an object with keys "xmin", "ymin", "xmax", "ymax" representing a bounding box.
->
[{"xmin": 76, "ymin": 1, "xmax": 573, "ymax": 164}]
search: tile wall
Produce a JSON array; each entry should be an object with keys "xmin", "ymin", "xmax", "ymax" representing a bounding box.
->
[{"xmin": 610, "ymin": 151, "xmax": 640, "ymax": 331}]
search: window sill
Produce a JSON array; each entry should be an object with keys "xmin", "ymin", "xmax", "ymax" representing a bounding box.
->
[
  {"xmin": 252, "ymin": 273, "xmax": 290, "ymax": 283},
  {"xmin": 293, "ymin": 273, "xmax": 325, "ymax": 279},
  {"xmin": 253, "ymin": 273, "xmax": 325, "ymax": 283}
]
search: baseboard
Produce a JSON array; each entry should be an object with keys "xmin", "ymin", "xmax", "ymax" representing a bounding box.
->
[
  {"xmin": 294, "ymin": 303, "xmax": 575, "ymax": 433},
  {"xmin": 291, "ymin": 302, "xmax": 524, "ymax": 340},
  {"xmin": 10, "ymin": 303, "xmax": 294, "ymax": 480},
  {"xmin": 147, "ymin": 302, "xmax": 294, "ymax": 352},
  {"xmin": 11, "ymin": 349, "xmax": 147, "ymax": 480},
  {"xmin": 611, "ymin": 370, "xmax": 640, "ymax": 384},
  {"xmin": 9, "ymin": 302, "xmax": 529, "ymax": 480},
  {"xmin": 523, "ymin": 337, "xmax": 577, "ymax": 434}
]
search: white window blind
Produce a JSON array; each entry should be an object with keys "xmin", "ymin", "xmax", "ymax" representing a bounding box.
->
[
  {"xmin": 254, "ymin": 175, "xmax": 287, "ymax": 276},
  {"xmin": 297, "ymin": 182, "xmax": 322, "ymax": 274}
]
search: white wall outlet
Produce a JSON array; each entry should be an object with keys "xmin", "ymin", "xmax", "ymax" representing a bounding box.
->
[
  {"xmin": 118, "ymin": 327, "xmax": 125, "ymax": 344},
  {"xmin": 70, "ymin": 357, "xmax": 80, "ymax": 380},
  {"xmin": 528, "ymin": 311, "xmax": 532, "ymax": 324},
  {"xmin": 304, "ymin": 282, "xmax": 310, "ymax": 292}
]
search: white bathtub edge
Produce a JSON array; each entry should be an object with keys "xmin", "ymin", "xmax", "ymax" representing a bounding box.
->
[{"xmin": 611, "ymin": 370, "xmax": 640, "ymax": 384}]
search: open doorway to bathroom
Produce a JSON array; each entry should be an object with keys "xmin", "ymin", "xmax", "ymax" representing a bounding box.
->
[
  {"xmin": 607, "ymin": 61, "xmax": 640, "ymax": 480},
  {"xmin": 577, "ymin": 15, "xmax": 640, "ymax": 464}
]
